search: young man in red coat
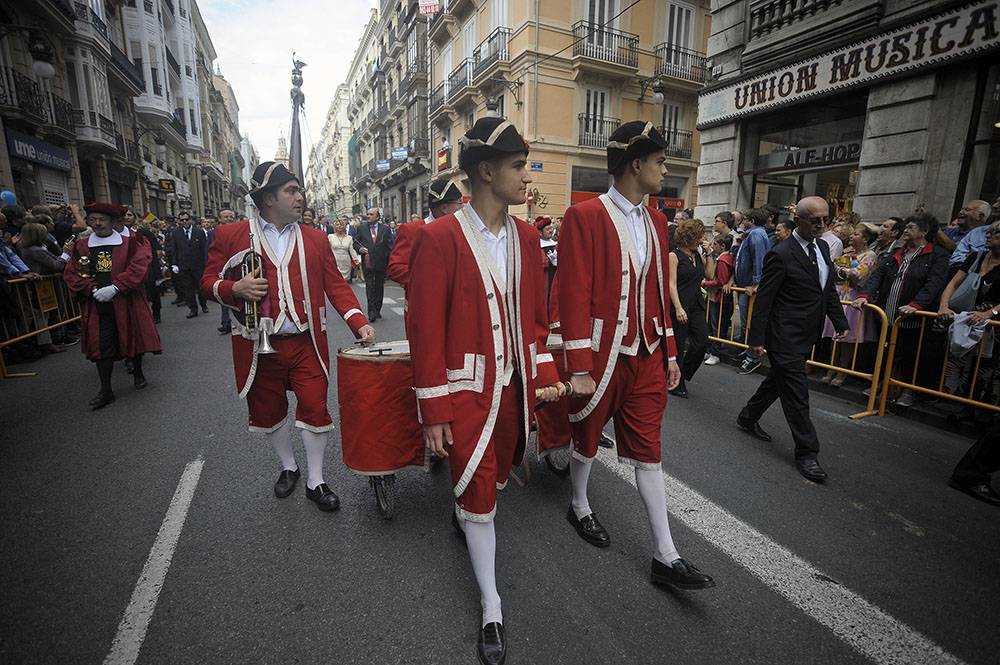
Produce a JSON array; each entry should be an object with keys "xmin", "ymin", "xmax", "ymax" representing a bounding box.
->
[
  {"xmin": 387, "ymin": 177, "xmax": 463, "ymax": 334},
  {"xmin": 408, "ymin": 118, "xmax": 563, "ymax": 665},
  {"xmin": 64, "ymin": 202, "xmax": 162, "ymax": 409},
  {"xmin": 557, "ymin": 121, "xmax": 715, "ymax": 590},
  {"xmin": 201, "ymin": 161, "xmax": 375, "ymax": 511}
]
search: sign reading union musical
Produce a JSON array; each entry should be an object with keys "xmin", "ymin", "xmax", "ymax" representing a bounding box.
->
[{"xmin": 698, "ymin": 0, "xmax": 999, "ymax": 128}]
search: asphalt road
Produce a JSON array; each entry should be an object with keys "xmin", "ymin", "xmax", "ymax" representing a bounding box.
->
[{"xmin": 1, "ymin": 280, "xmax": 997, "ymax": 665}]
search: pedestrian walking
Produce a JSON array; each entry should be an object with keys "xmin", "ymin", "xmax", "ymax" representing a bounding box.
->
[
  {"xmin": 63, "ymin": 202, "xmax": 162, "ymax": 409},
  {"xmin": 668, "ymin": 218, "xmax": 708, "ymax": 397},
  {"xmin": 408, "ymin": 118, "xmax": 563, "ymax": 665},
  {"xmin": 949, "ymin": 421, "xmax": 1000, "ymax": 506},
  {"xmin": 557, "ymin": 120, "xmax": 715, "ymax": 591},
  {"xmin": 353, "ymin": 207, "xmax": 393, "ymax": 321},
  {"xmin": 200, "ymin": 161, "xmax": 375, "ymax": 513},
  {"xmin": 736, "ymin": 196, "xmax": 850, "ymax": 483},
  {"xmin": 165, "ymin": 211, "xmax": 208, "ymax": 318},
  {"xmin": 327, "ymin": 216, "xmax": 360, "ymax": 280}
]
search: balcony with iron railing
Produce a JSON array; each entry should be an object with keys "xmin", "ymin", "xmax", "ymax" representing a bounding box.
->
[
  {"xmin": 115, "ymin": 135, "xmax": 142, "ymax": 164},
  {"xmin": 743, "ymin": 0, "xmax": 882, "ymax": 64},
  {"xmin": 162, "ymin": 0, "xmax": 175, "ymax": 15},
  {"xmin": 653, "ymin": 44, "xmax": 709, "ymax": 85},
  {"xmin": 428, "ymin": 8, "xmax": 458, "ymax": 44},
  {"xmin": 429, "ymin": 81, "xmax": 447, "ymax": 116},
  {"xmin": 572, "ymin": 21, "xmax": 638, "ymax": 71},
  {"xmin": 472, "ymin": 27, "xmax": 511, "ymax": 82},
  {"xmin": 659, "ymin": 128, "xmax": 694, "ymax": 159},
  {"xmin": 72, "ymin": 108, "xmax": 117, "ymax": 147},
  {"xmin": 578, "ymin": 113, "xmax": 620, "ymax": 149},
  {"xmin": 9, "ymin": 70, "xmax": 48, "ymax": 122},
  {"xmin": 448, "ymin": 59, "xmax": 473, "ymax": 104},
  {"xmin": 73, "ymin": 2, "xmax": 110, "ymax": 46},
  {"xmin": 410, "ymin": 136, "xmax": 429, "ymax": 157},
  {"xmin": 110, "ymin": 41, "xmax": 146, "ymax": 91},
  {"xmin": 401, "ymin": 55, "xmax": 428, "ymax": 94}
]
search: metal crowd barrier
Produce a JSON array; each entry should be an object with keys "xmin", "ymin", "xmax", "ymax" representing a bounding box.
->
[
  {"xmin": 877, "ymin": 310, "xmax": 1000, "ymax": 416},
  {"xmin": 704, "ymin": 286, "xmax": 890, "ymax": 419},
  {"xmin": 0, "ymin": 274, "xmax": 81, "ymax": 379}
]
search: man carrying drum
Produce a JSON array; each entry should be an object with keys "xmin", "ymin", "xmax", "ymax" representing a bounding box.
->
[
  {"xmin": 201, "ymin": 161, "xmax": 375, "ymax": 512},
  {"xmin": 407, "ymin": 118, "xmax": 564, "ymax": 665}
]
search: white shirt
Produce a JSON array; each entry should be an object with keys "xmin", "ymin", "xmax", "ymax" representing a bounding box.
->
[
  {"xmin": 464, "ymin": 203, "xmax": 508, "ymax": 287},
  {"xmin": 821, "ymin": 230, "xmax": 843, "ymax": 260},
  {"xmin": 793, "ymin": 230, "xmax": 830, "ymax": 288},
  {"xmin": 88, "ymin": 230, "xmax": 123, "ymax": 247},
  {"xmin": 606, "ymin": 186, "xmax": 647, "ymax": 270},
  {"xmin": 260, "ymin": 219, "xmax": 300, "ymax": 334}
]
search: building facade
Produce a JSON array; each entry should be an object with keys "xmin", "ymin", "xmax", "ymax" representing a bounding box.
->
[
  {"xmin": 696, "ymin": 0, "xmax": 1000, "ymax": 223},
  {"xmin": 427, "ymin": 0, "xmax": 711, "ymax": 218},
  {"xmin": 345, "ymin": 9, "xmax": 382, "ymax": 215},
  {"xmin": 305, "ymin": 84, "xmax": 352, "ymax": 217}
]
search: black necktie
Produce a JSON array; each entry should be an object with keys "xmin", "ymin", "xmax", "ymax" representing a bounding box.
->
[{"xmin": 806, "ymin": 242, "xmax": 820, "ymax": 282}]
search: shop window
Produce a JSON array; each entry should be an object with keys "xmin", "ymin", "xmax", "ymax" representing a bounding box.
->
[
  {"xmin": 963, "ymin": 63, "xmax": 1000, "ymax": 206},
  {"xmin": 572, "ymin": 166, "xmax": 610, "ymax": 194}
]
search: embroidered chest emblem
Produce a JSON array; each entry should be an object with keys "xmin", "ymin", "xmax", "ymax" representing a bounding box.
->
[{"xmin": 95, "ymin": 251, "xmax": 113, "ymax": 273}]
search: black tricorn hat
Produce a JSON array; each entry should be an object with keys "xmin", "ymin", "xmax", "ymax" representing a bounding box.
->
[
  {"xmin": 429, "ymin": 177, "xmax": 463, "ymax": 205},
  {"xmin": 607, "ymin": 121, "xmax": 668, "ymax": 174},
  {"xmin": 458, "ymin": 117, "xmax": 529, "ymax": 174},
  {"xmin": 249, "ymin": 161, "xmax": 299, "ymax": 196}
]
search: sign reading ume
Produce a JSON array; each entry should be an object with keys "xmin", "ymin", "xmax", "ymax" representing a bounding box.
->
[{"xmin": 699, "ymin": 0, "xmax": 999, "ymax": 128}]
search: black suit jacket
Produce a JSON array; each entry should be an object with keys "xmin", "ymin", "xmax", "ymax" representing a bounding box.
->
[
  {"xmin": 353, "ymin": 221, "xmax": 394, "ymax": 272},
  {"xmin": 748, "ymin": 236, "xmax": 849, "ymax": 361},
  {"xmin": 165, "ymin": 226, "xmax": 208, "ymax": 272}
]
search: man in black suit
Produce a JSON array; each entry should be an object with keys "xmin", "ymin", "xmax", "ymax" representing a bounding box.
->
[
  {"xmin": 353, "ymin": 206, "xmax": 394, "ymax": 321},
  {"xmin": 736, "ymin": 196, "xmax": 850, "ymax": 483},
  {"xmin": 165, "ymin": 211, "xmax": 208, "ymax": 318}
]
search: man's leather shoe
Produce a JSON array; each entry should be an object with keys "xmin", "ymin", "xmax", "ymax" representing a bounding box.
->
[
  {"xmin": 273, "ymin": 468, "xmax": 300, "ymax": 498},
  {"xmin": 796, "ymin": 456, "xmax": 828, "ymax": 483},
  {"xmin": 218, "ymin": 325, "xmax": 231, "ymax": 335},
  {"xmin": 651, "ymin": 557, "xmax": 715, "ymax": 590},
  {"xmin": 949, "ymin": 479, "xmax": 1000, "ymax": 506},
  {"xmin": 201, "ymin": 305, "xmax": 209, "ymax": 313},
  {"xmin": 566, "ymin": 506, "xmax": 610, "ymax": 548},
  {"xmin": 89, "ymin": 390, "xmax": 115, "ymax": 410},
  {"xmin": 669, "ymin": 387, "xmax": 689, "ymax": 398},
  {"xmin": 477, "ymin": 622, "xmax": 506, "ymax": 665},
  {"xmin": 737, "ymin": 410, "xmax": 772, "ymax": 442},
  {"xmin": 306, "ymin": 483, "xmax": 341, "ymax": 511},
  {"xmin": 133, "ymin": 373, "xmax": 147, "ymax": 389},
  {"xmin": 186, "ymin": 310, "xmax": 198, "ymax": 319}
]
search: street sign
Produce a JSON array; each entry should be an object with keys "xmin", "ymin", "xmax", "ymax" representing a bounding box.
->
[
  {"xmin": 391, "ymin": 147, "xmax": 408, "ymax": 160},
  {"xmin": 158, "ymin": 179, "xmax": 175, "ymax": 193},
  {"xmin": 376, "ymin": 160, "xmax": 390, "ymax": 171},
  {"xmin": 419, "ymin": 1, "xmax": 439, "ymax": 15},
  {"xmin": 34, "ymin": 280, "xmax": 58, "ymax": 312},
  {"xmin": 530, "ymin": 161, "xmax": 543, "ymax": 172}
]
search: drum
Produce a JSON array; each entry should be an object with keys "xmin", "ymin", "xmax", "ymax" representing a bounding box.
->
[
  {"xmin": 337, "ymin": 341, "xmax": 426, "ymax": 476},
  {"xmin": 536, "ymin": 333, "xmax": 572, "ymax": 476}
]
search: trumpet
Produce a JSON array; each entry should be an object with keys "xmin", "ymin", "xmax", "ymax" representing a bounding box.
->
[{"xmin": 242, "ymin": 233, "xmax": 276, "ymax": 354}]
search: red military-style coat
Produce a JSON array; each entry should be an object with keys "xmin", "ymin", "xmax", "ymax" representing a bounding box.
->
[
  {"xmin": 387, "ymin": 218, "xmax": 430, "ymax": 292},
  {"xmin": 556, "ymin": 194, "xmax": 678, "ymax": 423},
  {"xmin": 200, "ymin": 219, "xmax": 369, "ymax": 398},
  {"xmin": 408, "ymin": 206, "xmax": 559, "ymax": 498},
  {"xmin": 64, "ymin": 232, "xmax": 162, "ymax": 361}
]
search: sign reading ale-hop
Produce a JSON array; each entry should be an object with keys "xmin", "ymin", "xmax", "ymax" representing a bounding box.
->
[
  {"xmin": 755, "ymin": 140, "xmax": 863, "ymax": 173},
  {"xmin": 699, "ymin": 0, "xmax": 1000, "ymax": 128}
]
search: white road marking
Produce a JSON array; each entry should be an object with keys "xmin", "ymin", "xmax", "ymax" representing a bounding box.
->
[
  {"xmin": 383, "ymin": 297, "xmax": 397, "ymax": 305},
  {"xmin": 594, "ymin": 448, "xmax": 967, "ymax": 665},
  {"xmin": 392, "ymin": 307, "xmax": 404, "ymax": 316},
  {"xmin": 103, "ymin": 459, "xmax": 204, "ymax": 665}
]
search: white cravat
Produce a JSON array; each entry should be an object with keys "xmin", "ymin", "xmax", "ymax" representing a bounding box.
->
[
  {"xmin": 606, "ymin": 185, "xmax": 647, "ymax": 270},
  {"xmin": 464, "ymin": 203, "xmax": 508, "ymax": 287}
]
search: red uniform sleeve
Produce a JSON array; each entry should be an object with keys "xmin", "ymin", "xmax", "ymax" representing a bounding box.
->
[
  {"xmin": 387, "ymin": 223, "xmax": 414, "ymax": 287},
  {"xmin": 522, "ymin": 227, "xmax": 559, "ymax": 388},
  {"xmin": 200, "ymin": 224, "xmax": 240, "ymax": 308},
  {"xmin": 63, "ymin": 239, "xmax": 94, "ymax": 296},
  {"xmin": 321, "ymin": 235, "xmax": 368, "ymax": 335},
  {"xmin": 555, "ymin": 206, "xmax": 595, "ymax": 374},
  {"xmin": 407, "ymin": 229, "xmax": 453, "ymax": 425},
  {"xmin": 112, "ymin": 236, "xmax": 151, "ymax": 292}
]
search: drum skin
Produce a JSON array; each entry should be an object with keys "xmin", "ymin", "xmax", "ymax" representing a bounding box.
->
[
  {"xmin": 337, "ymin": 349, "xmax": 426, "ymax": 475},
  {"xmin": 536, "ymin": 341, "xmax": 572, "ymax": 457}
]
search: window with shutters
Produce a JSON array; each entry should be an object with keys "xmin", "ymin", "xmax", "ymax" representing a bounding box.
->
[{"xmin": 662, "ymin": 2, "xmax": 695, "ymax": 76}]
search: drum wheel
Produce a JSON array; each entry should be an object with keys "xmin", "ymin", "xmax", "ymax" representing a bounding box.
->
[
  {"xmin": 370, "ymin": 474, "xmax": 395, "ymax": 520},
  {"xmin": 544, "ymin": 448, "xmax": 571, "ymax": 478}
]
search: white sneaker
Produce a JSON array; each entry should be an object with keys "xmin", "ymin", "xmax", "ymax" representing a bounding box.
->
[
  {"xmin": 895, "ymin": 390, "xmax": 915, "ymax": 407},
  {"xmin": 703, "ymin": 354, "xmax": 720, "ymax": 366}
]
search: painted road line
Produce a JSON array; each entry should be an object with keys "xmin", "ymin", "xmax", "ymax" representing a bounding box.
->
[
  {"xmin": 392, "ymin": 307, "xmax": 404, "ymax": 316},
  {"xmin": 383, "ymin": 297, "xmax": 397, "ymax": 305},
  {"xmin": 594, "ymin": 448, "xmax": 967, "ymax": 665},
  {"xmin": 103, "ymin": 459, "xmax": 205, "ymax": 665}
]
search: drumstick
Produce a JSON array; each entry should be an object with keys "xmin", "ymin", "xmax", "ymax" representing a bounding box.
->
[{"xmin": 534, "ymin": 381, "xmax": 574, "ymax": 411}]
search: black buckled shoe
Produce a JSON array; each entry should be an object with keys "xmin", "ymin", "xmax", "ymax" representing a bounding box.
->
[
  {"xmin": 566, "ymin": 506, "xmax": 610, "ymax": 548},
  {"xmin": 737, "ymin": 410, "xmax": 773, "ymax": 442},
  {"xmin": 306, "ymin": 483, "xmax": 341, "ymax": 511},
  {"xmin": 133, "ymin": 372, "xmax": 148, "ymax": 389},
  {"xmin": 651, "ymin": 557, "xmax": 716, "ymax": 590},
  {"xmin": 477, "ymin": 622, "xmax": 507, "ymax": 665},
  {"xmin": 796, "ymin": 456, "xmax": 828, "ymax": 483},
  {"xmin": 273, "ymin": 468, "xmax": 300, "ymax": 498},
  {"xmin": 949, "ymin": 479, "xmax": 1000, "ymax": 506},
  {"xmin": 89, "ymin": 389, "xmax": 115, "ymax": 411}
]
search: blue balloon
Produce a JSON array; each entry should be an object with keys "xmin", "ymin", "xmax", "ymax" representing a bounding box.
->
[{"xmin": 0, "ymin": 190, "xmax": 15, "ymax": 207}]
